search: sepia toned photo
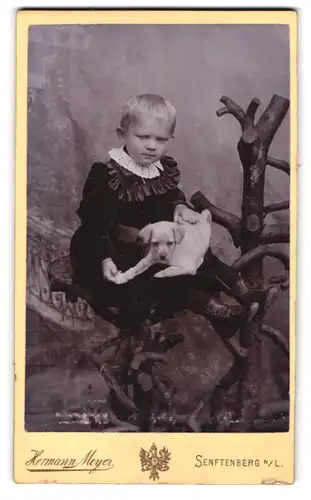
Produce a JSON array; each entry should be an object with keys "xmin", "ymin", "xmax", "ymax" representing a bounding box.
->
[{"xmin": 15, "ymin": 10, "xmax": 297, "ymax": 484}]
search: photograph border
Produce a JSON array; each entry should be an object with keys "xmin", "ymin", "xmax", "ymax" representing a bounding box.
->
[{"xmin": 14, "ymin": 9, "xmax": 297, "ymax": 484}]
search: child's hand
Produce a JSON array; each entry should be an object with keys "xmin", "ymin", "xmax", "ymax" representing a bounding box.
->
[
  {"xmin": 174, "ymin": 204, "xmax": 199, "ymax": 224},
  {"xmin": 102, "ymin": 258, "xmax": 120, "ymax": 283}
]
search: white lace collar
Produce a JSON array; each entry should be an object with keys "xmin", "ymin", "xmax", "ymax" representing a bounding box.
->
[{"xmin": 108, "ymin": 147, "xmax": 163, "ymax": 179}]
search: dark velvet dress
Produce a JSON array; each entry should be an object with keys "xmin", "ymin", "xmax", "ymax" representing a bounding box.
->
[{"xmin": 70, "ymin": 155, "xmax": 239, "ymax": 317}]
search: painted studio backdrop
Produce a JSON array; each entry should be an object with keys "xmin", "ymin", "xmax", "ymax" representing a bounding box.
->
[{"xmin": 26, "ymin": 24, "xmax": 290, "ymax": 432}]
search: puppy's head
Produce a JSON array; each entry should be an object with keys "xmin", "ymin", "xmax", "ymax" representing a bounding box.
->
[{"xmin": 138, "ymin": 222, "xmax": 185, "ymax": 261}]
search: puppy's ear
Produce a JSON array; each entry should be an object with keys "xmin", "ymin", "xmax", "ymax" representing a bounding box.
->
[
  {"xmin": 172, "ymin": 225, "xmax": 185, "ymax": 244},
  {"xmin": 204, "ymin": 209, "xmax": 212, "ymax": 224},
  {"xmin": 138, "ymin": 224, "xmax": 153, "ymax": 245},
  {"xmin": 199, "ymin": 208, "xmax": 212, "ymax": 224}
]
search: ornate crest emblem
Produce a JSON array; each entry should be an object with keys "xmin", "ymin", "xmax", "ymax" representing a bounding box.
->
[{"xmin": 139, "ymin": 443, "xmax": 171, "ymax": 481}]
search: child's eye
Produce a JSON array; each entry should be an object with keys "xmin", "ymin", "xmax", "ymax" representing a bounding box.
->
[
  {"xmin": 136, "ymin": 135, "xmax": 149, "ymax": 140},
  {"xmin": 157, "ymin": 137, "xmax": 169, "ymax": 143}
]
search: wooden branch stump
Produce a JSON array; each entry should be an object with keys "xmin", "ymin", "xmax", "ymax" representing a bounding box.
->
[
  {"xmin": 190, "ymin": 191, "xmax": 241, "ymax": 247},
  {"xmin": 214, "ymin": 94, "xmax": 290, "ymax": 431},
  {"xmin": 237, "ymin": 94, "xmax": 290, "ymax": 280}
]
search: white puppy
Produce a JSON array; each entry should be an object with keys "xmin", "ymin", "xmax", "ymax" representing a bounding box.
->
[{"xmin": 114, "ymin": 209, "xmax": 212, "ymax": 284}]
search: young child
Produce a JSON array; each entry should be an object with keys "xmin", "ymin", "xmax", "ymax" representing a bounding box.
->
[{"xmin": 70, "ymin": 94, "xmax": 265, "ymax": 333}]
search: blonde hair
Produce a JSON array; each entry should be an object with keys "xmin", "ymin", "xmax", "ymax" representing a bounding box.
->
[{"xmin": 120, "ymin": 94, "xmax": 176, "ymax": 134}]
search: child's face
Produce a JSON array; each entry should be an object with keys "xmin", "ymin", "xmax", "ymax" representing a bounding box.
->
[{"xmin": 119, "ymin": 113, "xmax": 173, "ymax": 166}]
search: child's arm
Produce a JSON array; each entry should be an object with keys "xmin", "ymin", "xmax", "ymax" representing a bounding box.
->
[
  {"xmin": 161, "ymin": 156, "xmax": 199, "ymax": 224},
  {"xmin": 112, "ymin": 254, "xmax": 153, "ymax": 284},
  {"xmin": 76, "ymin": 163, "xmax": 120, "ymax": 280},
  {"xmin": 174, "ymin": 204, "xmax": 199, "ymax": 224},
  {"xmin": 165, "ymin": 187, "xmax": 199, "ymax": 224},
  {"xmin": 102, "ymin": 258, "xmax": 121, "ymax": 282}
]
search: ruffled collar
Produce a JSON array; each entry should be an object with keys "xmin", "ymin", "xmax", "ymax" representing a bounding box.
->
[
  {"xmin": 108, "ymin": 147, "xmax": 163, "ymax": 179},
  {"xmin": 105, "ymin": 153, "xmax": 181, "ymax": 203}
]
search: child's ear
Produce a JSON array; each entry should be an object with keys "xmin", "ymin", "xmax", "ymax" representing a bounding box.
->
[
  {"xmin": 116, "ymin": 127, "xmax": 124, "ymax": 139},
  {"xmin": 137, "ymin": 224, "xmax": 153, "ymax": 245},
  {"xmin": 172, "ymin": 225, "xmax": 185, "ymax": 244}
]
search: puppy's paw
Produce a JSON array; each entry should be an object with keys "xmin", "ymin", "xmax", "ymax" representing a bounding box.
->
[
  {"xmin": 153, "ymin": 270, "xmax": 166, "ymax": 278},
  {"xmin": 113, "ymin": 272, "xmax": 128, "ymax": 285},
  {"xmin": 114, "ymin": 268, "xmax": 137, "ymax": 284},
  {"xmin": 189, "ymin": 213, "xmax": 199, "ymax": 224},
  {"xmin": 187, "ymin": 268, "xmax": 198, "ymax": 276}
]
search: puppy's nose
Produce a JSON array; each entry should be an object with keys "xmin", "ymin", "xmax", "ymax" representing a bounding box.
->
[{"xmin": 159, "ymin": 254, "xmax": 166, "ymax": 259}]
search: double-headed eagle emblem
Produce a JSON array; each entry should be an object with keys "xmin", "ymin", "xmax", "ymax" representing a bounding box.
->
[{"xmin": 139, "ymin": 443, "xmax": 171, "ymax": 481}]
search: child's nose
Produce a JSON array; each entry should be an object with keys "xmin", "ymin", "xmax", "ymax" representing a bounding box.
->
[{"xmin": 146, "ymin": 140, "xmax": 156, "ymax": 150}]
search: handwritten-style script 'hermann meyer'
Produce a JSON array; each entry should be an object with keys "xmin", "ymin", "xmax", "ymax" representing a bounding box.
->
[{"xmin": 25, "ymin": 449, "xmax": 114, "ymax": 474}]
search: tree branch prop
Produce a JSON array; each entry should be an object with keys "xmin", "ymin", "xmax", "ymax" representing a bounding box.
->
[
  {"xmin": 148, "ymin": 402, "xmax": 205, "ymax": 432},
  {"xmin": 263, "ymin": 201, "xmax": 289, "ymax": 215},
  {"xmin": 217, "ymin": 359, "xmax": 249, "ymax": 390},
  {"xmin": 266, "ymin": 156, "xmax": 290, "ymax": 175},
  {"xmin": 231, "ymin": 244, "xmax": 289, "ymax": 273},
  {"xmin": 152, "ymin": 374, "xmax": 174, "ymax": 402},
  {"xmin": 206, "ymin": 296, "xmax": 264, "ymax": 427},
  {"xmin": 255, "ymin": 95, "xmax": 290, "ymax": 150},
  {"xmin": 250, "ymin": 400, "xmax": 290, "ymax": 431},
  {"xmin": 222, "ymin": 336, "xmax": 248, "ymax": 359},
  {"xmin": 216, "ymin": 96, "xmax": 256, "ymax": 130},
  {"xmin": 259, "ymin": 400, "xmax": 289, "ymax": 419},
  {"xmin": 174, "ymin": 401, "xmax": 204, "ymax": 432},
  {"xmin": 252, "ymin": 416, "xmax": 289, "ymax": 432},
  {"xmin": 261, "ymin": 324, "xmax": 289, "ymax": 357},
  {"xmin": 89, "ymin": 407, "xmax": 139, "ymax": 432},
  {"xmin": 262, "ymin": 287, "xmax": 279, "ymax": 316},
  {"xmin": 245, "ymin": 98, "xmax": 261, "ymax": 124},
  {"xmin": 259, "ymin": 223, "xmax": 290, "ymax": 244},
  {"xmin": 101, "ymin": 407, "xmax": 139, "ymax": 432},
  {"xmin": 97, "ymin": 361, "xmax": 137, "ymax": 412},
  {"xmin": 211, "ymin": 93, "xmax": 289, "ymax": 431},
  {"xmin": 217, "ymin": 94, "xmax": 289, "ymax": 277},
  {"xmin": 281, "ymin": 280, "xmax": 289, "ymax": 291},
  {"xmin": 131, "ymin": 352, "xmax": 168, "ymax": 371},
  {"xmin": 269, "ymin": 274, "xmax": 288, "ymax": 285},
  {"xmin": 190, "ymin": 191, "xmax": 241, "ymax": 247}
]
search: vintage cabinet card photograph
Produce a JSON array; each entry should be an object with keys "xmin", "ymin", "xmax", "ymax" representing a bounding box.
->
[{"xmin": 14, "ymin": 9, "xmax": 297, "ymax": 484}]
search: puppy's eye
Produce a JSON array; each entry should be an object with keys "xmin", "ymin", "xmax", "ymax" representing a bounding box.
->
[
  {"xmin": 152, "ymin": 241, "xmax": 159, "ymax": 246},
  {"xmin": 167, "ymin": 242, "xmax": 174, "ymax": 246}
]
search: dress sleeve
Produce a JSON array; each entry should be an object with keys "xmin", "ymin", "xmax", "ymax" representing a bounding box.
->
[
  {"xmin": 76, "ymin": 162, "xmax": 117, "ymax": 261},
  {"xmin": 164, "ymin": 187, "xmax": 197, "ymax": 220},
  {"xmin": 165, "ymin": 185, "xmax": 187, "ymax": 209},
  {"xmin": 159, "ymin": 156, "xmax": 196, "ymax": 218}
]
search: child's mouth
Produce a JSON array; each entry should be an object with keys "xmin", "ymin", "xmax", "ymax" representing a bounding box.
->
[{"xmin": 143, "ymin": 154, "xmax": 157, "ymax": 160}]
